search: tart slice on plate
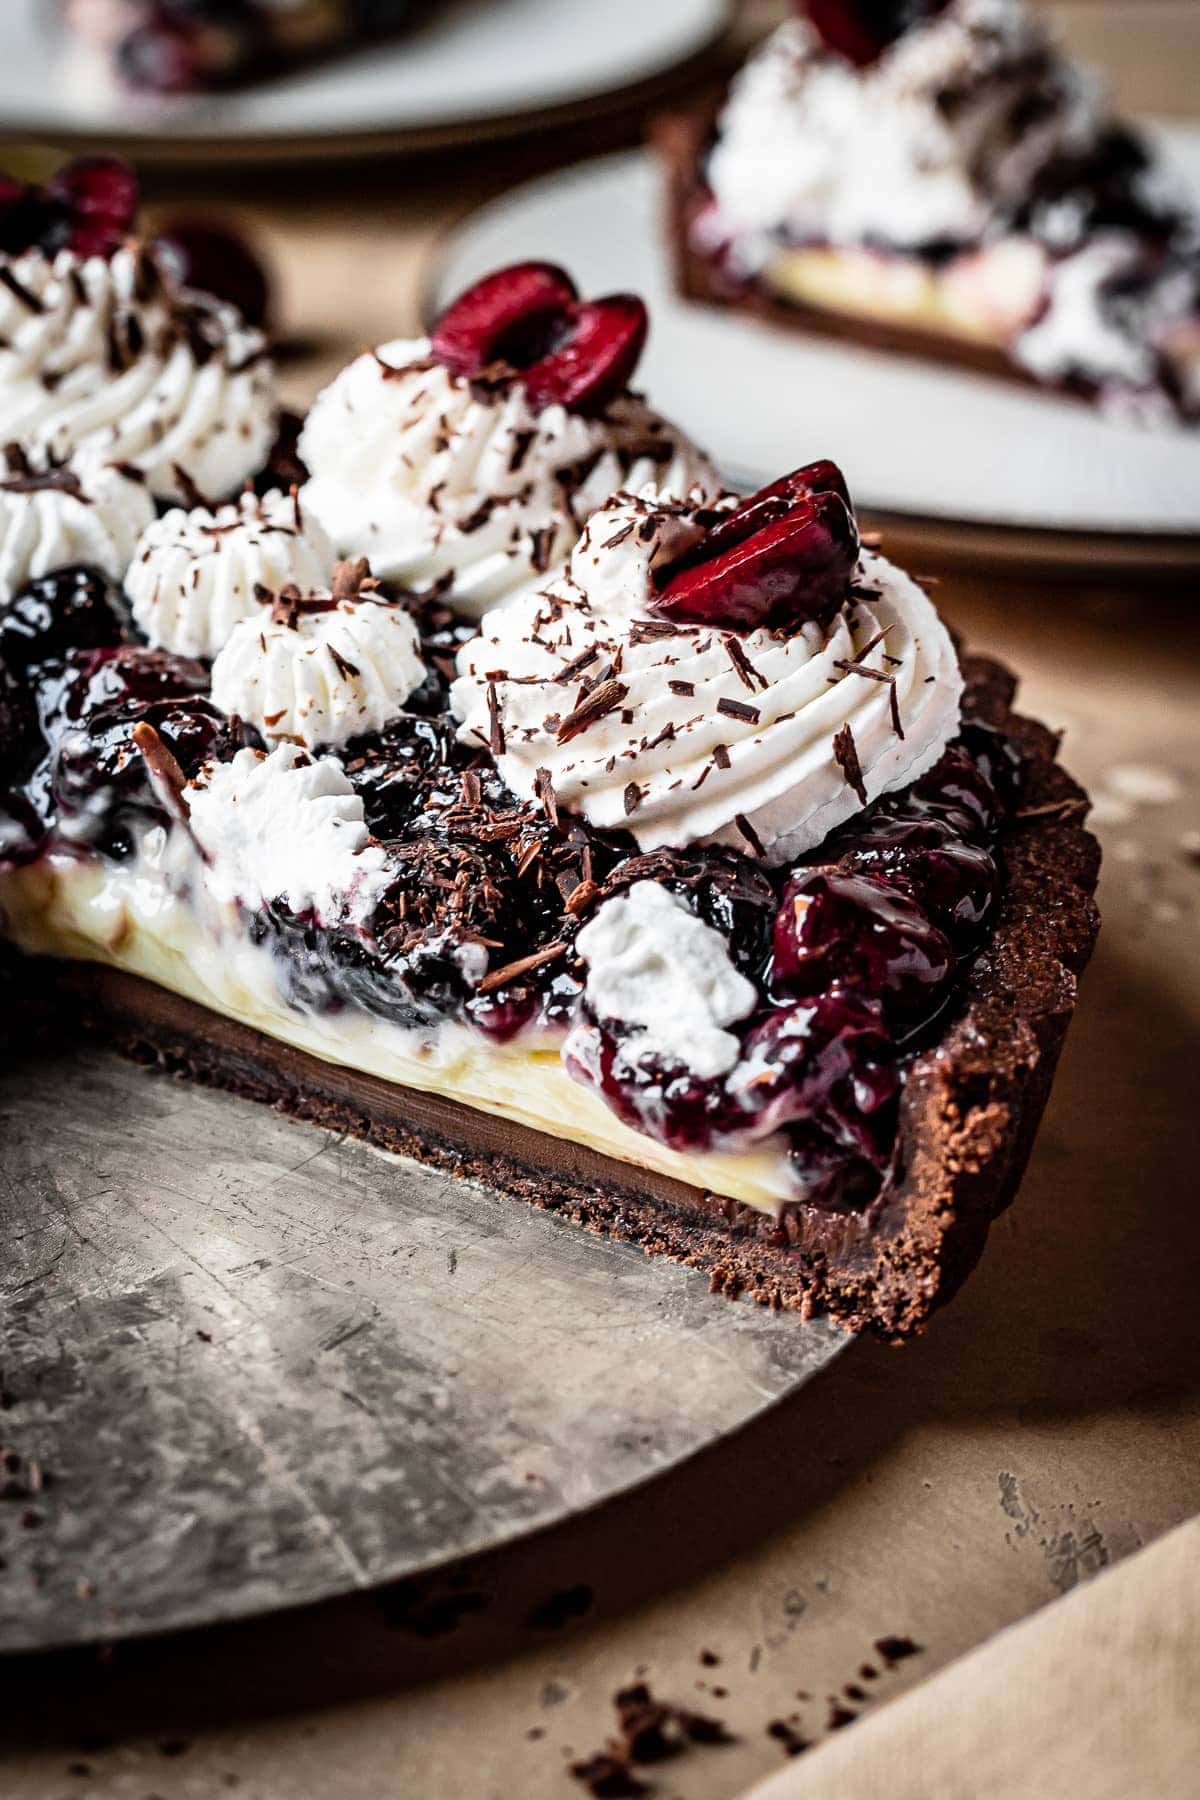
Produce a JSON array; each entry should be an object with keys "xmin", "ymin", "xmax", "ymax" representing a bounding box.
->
[
  {"xmin": 57, "ymin": 1, "xmax": 420, "ymax": 96},
  {"xmin": 661, "ymin": 0, "xmax": 1200, "ymax": 426},
  {"xmin": 0, "ymin": 216, "xmax": 1100, "ymax": 1339}
]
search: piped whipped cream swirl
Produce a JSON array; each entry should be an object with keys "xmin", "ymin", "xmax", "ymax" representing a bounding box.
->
[
  {"xmin": 0, "ymin": 453, "xmax": 155, "ymax": 605},
  {"xmin": 0, "ymin": 246, "xmax": 277, "ymax": 502},
  {"xmin": 127, "ymin": 488, "xmax": 337, "ymax": 660},
  {"xmin": 701, "ymin": 2, "xmax": 1108, "ymax": 263},
  {"xmin": 188, "ymin": 743, "xmax": 389, "ymax": 924},
  {"xmin": 452, "ymin": 490, "xmax": 962, "ymax": 862},
  {"xmin": 298, "ymin": 338, "xmax": 718, "ymax": 618},
  {"xmin": 211, "ymin": 590, "xmax": 426, "ymax": 751}
]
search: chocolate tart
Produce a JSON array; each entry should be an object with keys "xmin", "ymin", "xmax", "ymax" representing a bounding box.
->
[
  {"xmin": 658, "ymin": 97, "xmax": 1043, "ymax": 395},
  {"xmin": 657, "ymin": 78, "xmax": 1200, "ymax": 423},
  {"xmin": 22, "ymin": 650, "xmax": 1099, "ymax": 1341}
]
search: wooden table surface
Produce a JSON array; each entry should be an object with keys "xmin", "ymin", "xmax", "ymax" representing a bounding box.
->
[{"xmin": 3, "ymin": 7, "xmax": 1199, "ymax": 1797}]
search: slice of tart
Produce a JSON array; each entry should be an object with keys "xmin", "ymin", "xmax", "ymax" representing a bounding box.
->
[
  {"xmin": 58, "ymin": 1, "xmax": 420, "ymax": 97},
  {"xmin": 661, "ymin": 0, "xmax": 1200, "ymax": 426},
  {"xmin": 0, "ymin": 234, "xmax": 1100, "ymax": 1339}
]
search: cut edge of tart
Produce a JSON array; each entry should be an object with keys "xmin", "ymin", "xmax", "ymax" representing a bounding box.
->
[{"xmin": 2, "ymin": 649, "xmax": 1099, "ymax": 1341}]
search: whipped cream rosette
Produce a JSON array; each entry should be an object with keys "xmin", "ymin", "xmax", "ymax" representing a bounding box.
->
[
  {"xmin": 0, "ymin": 245, "xmax": 277, "ymax": 503},
  {"xmin": 0, "ymin": 450, "xmax": 155, "ymax": 606},
  {"xmin": 127, "ymin": 488, "xmax": 337, "ymax": 661},
  {"xmin": 210, "ymin": 562, "xmax": 427, "ymax": 752},
  {"xmin": 452, "ymin": 473, "xmax": 962, "ymax": 862},
  {"xmin": 299, "ymin": 262, "xmax": 718, "ymax": 618}
]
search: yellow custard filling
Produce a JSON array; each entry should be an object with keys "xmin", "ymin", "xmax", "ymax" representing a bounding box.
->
[{"xmin": 2, "ymin": 853, "xmax": 796, "ymax": 1215}]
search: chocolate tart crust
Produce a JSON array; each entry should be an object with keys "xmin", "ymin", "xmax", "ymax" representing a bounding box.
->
[
  {"xmin": 657, "ymin": 98, "xmax": 1055, "ymax": 395},
  {"xmin": 25, "ymin": 651, "xmax": 1100, "ymax": 1340}
]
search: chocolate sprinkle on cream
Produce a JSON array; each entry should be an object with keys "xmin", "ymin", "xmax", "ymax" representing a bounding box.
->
[
  {"xmin": 486, "ymin": 681, "xmax": 506, "ymax": 755},
  {"xmin": 833, "ymin": 722, "xmax": 868, "ymax": 804},
  {"xmin": 624, "ymin": 782, "xmax": 643, "ymax": 816},
  {"xmin": 716, "ymin": 696, "xmax": 761, "ymax": 725},
  {"xmin": 556, "ymin": 677, "xmax": 629, "ymax": 745},
  {"xmin": 735, "ymin": 812, "xmax": 765, "ymax": 856}
]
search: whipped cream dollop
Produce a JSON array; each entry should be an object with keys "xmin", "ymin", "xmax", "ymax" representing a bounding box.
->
[
  {"xmin": 127, "ymin": 488, "xmax": 337, "ymax": 660},
  {"xmin": 700, "ymin": 2, "xmax": 1108, "ymax": 263},
  {"xmin": 0, "ymin": 453, "xmax": 155, "ymax": 605},
  {"xmin": 569, "ymin": 881, "xmax": 757, "ymax": 1081},
  {"xmin": 298, "ymin": 337, "xmax": 718, "ymax": 618},
  {"xmin": 452, "ymin": 490, "xmax": 962, "ymax": 862},
  {"xmin": 187, "ymin": 743, "xmax": 390, "ymax": 923},
  {"xmin": 0, "ymin": 246, "xmax": 277, "ymax": 502},
  {"xmin": 211, "ymin": 591, "xmax": 426, "ymax": 751}
]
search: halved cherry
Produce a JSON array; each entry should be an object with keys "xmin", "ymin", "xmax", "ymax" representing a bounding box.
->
[
  {"xmin": 800, "ymin": 0, "xmax": 950, "ymax": 69},
  {"xmin": 652, "ymin": 463, "xmax": 859, "ymax": 632},
  {"xmin": 429, "ymin": 261, "xmax": 648, "ymax": 415},
  {"xmin": 522, "ymin": 294, "xmax": 648, "ymax": 415},
  {"xmin": 430, "ymin": 261, "xmax": 579, "ymax": 376},
  {"xmin": 48, "ymin": 157, "xmax": 141, "ymax": 259}
]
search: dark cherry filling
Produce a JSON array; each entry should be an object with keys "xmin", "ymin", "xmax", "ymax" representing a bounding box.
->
[{"xmin": 1, "ymin": 559, "xmax": 1021, "ymax": 1214}]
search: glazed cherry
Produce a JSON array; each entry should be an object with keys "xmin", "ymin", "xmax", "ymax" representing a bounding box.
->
[
  {"xmin": 800, "ymin": 0, "xmax": 951, "ymax": 68},
  {"xmin": 652, "ymin": 463, "xmax": 859, "ymax": 633},
  {"xmin": 837, "ymin": 814, "xmax": 999, "ymax": 943},
  {"xmin": 957, "ymin": 720, "xmax": 1023, "ymax": 813},
  {"xmin": 0, "ymin": 156, "xmax": 139, "ymax": 261},
  {"xmin": 0, "ymin": 567, "xmax": 130, "ymax": 674},
  {"xmin": 430, "ymin": 262, "xmax": 648, "ymax": 416},
  {"xmin": 909, "ymin": 745, "xmax": 1001, "ymax": 843},
  {"xmin": 154, "ymin": 216, "xmax": 272, "ymax": 327},
  {"xmin": 773, "ymin": 867, "xmax": 954, "ymax": 1023},
  {"xmin": 728, "ymin": 990, "xmax": 898, "ymax": 1177},
  {"xmin": 47, "ymin": 157, "xmax": 141, "ymax": 259}
]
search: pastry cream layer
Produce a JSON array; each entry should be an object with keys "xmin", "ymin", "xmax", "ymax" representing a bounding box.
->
[
  {"xmin": 763, "ymin": 240, "xmax": 1046, "ymax": 347},
  {"xmin": 1, "ymin": 854, "xmax": 794, "ymax": 1215}
]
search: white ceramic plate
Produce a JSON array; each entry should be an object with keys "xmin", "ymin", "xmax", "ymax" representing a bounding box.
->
[
  {"xmin": 431, "ymin": 140, "xmax": 1200, "ymax": 537},
  {"xmin": 0, "ymin": 0, "xmax": 728, "ymax": 153}
]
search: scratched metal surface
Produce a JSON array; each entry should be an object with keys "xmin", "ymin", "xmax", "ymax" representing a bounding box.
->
[{"xmin": 0, "ymin": 1045, "xmax": 845, "ymax": 1654}]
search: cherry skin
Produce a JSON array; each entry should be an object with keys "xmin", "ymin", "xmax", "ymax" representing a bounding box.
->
[
  {"xmin": 429, "ymin": 261, "xmax": 649, "ymax": 416},
  {"xmin": 773, "ymin": 866, "xmax": 954, "ymax": 1024},
  {"xmin": 154, "ymin": 216, "xmax": 273, "ymax": 328}
]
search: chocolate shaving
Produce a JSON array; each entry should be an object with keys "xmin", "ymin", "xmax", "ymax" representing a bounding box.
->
[
  {"xmin": 0, "ymin": 465, "xmax": 84, "ymax": 498},
  {"xmin": 533, "ymin": 767, "xmax": 559, "ymax": 826},
  {"xmin": 3, "ymin": 442, "xmax": 32, "ymax": 477},
  {"xmin": 724, "ymin": 636, "xmax": 767, "ymax": 692},
  {"xmin": 0, "ymin": 266, "xmax": 43, "ymax": 313},
  {"xmin": 529, "ymin": 525, "xmax": 557, "ymax": 573},
  {"xmin": 717, "ymin": 696, "xmax": 760, "ymax": 725},
  {"xmin": 668, "ymin": 678, "xmax": 695, "ymax": 696},
  {"xmin": 603, "ymin": 521, "xmax": 635, "ymax": 549},
  {"xmin": 564, "ymin": 878, "xmax": 600, "ymax": 917},
  {"xmin": 486, "ymin": 681, "xmax": 506, "ymax": 756},
  {"xmin": 623, "ymin": 782, "xmax": 643, "ymax": 816},
  {"xmin": 327, "ymin": 644, "xmax": 360, "ymax": 683},
  {"xmin": 1014, "ymin": 797, "xmax": 1089, "ymax": 823},
  {"xmin": 555, "ymin": 645, "xmax": 599, "ymax": 685},
  {"xmin": 556, "ymin": 678, "xmax": 629, "ymax": 745},
  {"xmin": 889, "ymin": 682, "xmax": 904, "ymax": 740},
  {"xmin": 833, "ymin": 722, "xmax": 867, "ymax": 805},
  {"xmin": 734, "ymin": 812, "xmax": 765, "ymax": 857},
  {"xmin": 332, "ymin": 557, "xmax": 376, "ymax": 603},
  {"xmin": 131, "ymin": 722, "xmax": 190, "ymax": 826},
  {"xmin": 713, "ymin": 743, "xmax": 731, "ymax": 770},
  {"xmin": 478, "ymin": 941, "xmax": 566, "ymax": 994},
  {"xmin": 171, "ymin": 465, "xmax": 214, "ymax": 513}
]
